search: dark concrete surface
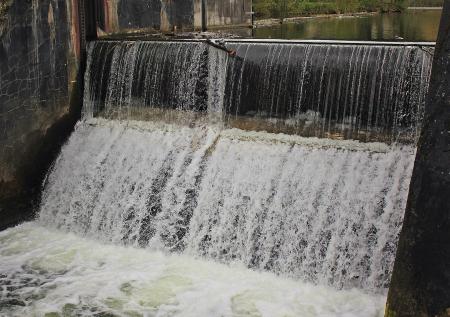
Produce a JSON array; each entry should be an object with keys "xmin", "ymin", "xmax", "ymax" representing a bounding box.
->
[
  {"xmin": 0, "ymin": 0, "xmax": 82, "ymax": 230},
  {"xmin": 386, "ymin": 2, "xmax": 450, "ymax": 316},
  {"xmin": 96, "ymin": 0, "xmax": 251, "ymax": 33}
]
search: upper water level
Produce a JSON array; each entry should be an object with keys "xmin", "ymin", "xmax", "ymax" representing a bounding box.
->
[{"xmin": 253, "ymin": 9, "xmax": 441, "ymax": 42}]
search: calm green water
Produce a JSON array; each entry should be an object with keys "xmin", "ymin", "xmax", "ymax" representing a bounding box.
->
[{"xmin": 253, "ymin": 9, "xmax": 441, "ymax": 41}]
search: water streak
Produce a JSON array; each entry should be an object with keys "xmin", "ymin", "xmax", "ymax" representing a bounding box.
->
[
  {"xmin": 224, "ymin": 43, "xmax": 433, "ymax": 142},
  {"xmin": 83, "ymin": 41, "xmax": 433, "ymax": 143}
]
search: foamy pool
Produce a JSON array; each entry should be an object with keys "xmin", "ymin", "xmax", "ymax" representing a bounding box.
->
[{"xmin": 0, "ymin": 222, "xmax": 385, "ymax": 317}]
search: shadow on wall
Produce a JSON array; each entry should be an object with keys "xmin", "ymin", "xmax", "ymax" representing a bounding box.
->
[{"xmin": 0, "ymin": 0, "xmax": 82, "ymax": 229}]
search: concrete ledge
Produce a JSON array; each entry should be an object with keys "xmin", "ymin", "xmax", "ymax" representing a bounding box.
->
[{"xmin": 94, "ymin": 38, "xmax": 436, "ymax": 47}]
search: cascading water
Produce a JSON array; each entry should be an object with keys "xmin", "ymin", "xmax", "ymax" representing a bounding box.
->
[
  {"xmin": 39, "ymin": 119, "xmax": 415, "ymax": 292},
  {"xmin": 0, "ymin": 39, "xmax": 433, "ymax": 316},
  {"xmin": 83, "ymin": 40, "xmax": 433, "ymax": 143},
  {"xmin": 83, "ymin": 41, "xmax": 209, "ymax": 119},
  {"xmin": 224, "ymin": 42, "xmax": 432, "ymax": 142}
]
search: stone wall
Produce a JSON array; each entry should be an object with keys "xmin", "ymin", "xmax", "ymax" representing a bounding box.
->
[
  {"xmin": 0, "ymin": 0, "xmax": 82, "ymax": 229},
  {"xmin": 205, "ymin": 0, "xmax": 252, "ymax": 28},
  {"xmin": 97, "ymin": 0, "xmax": 252, "ymax": 34}
]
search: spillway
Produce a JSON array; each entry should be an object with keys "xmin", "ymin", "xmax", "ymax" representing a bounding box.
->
[
  {"xmin": 84, "ymin": 40, "xmax": 432, "ymax": 143},
  {"xmin": 0, "ymin": 39, "xmax": 433, "ymax": 316},
  {"xmin": 39, "ymin": 118, "xmax": 415, "ymax": 292},
  {"xmin": 223, "ymin": 42, "xmax": 432, "ymax": 142}
]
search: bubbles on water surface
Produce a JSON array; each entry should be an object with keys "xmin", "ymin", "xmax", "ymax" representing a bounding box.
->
[{"xmin": 0, "ymin": 223, "xmax": 386, "ymax": 317}]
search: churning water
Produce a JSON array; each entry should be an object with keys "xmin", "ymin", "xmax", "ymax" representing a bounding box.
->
[
  {"xmin": 0, "ymin": 223, "xmax": 385, "ymax": 316},
  {"xmin": 0, "ymin": 40, "xmax": 427, "ymax": 316},
  {"xmin": 0, "ymin": 119, "xmax": 413, "ymax": 316},
  {"xmin": 37, "ymin": 119, "xmax": 415, "ymax": 292}
]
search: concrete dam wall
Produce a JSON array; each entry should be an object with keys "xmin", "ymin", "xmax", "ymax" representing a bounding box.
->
[
  {"xmin": 96, "ymin": 0, "xmax": 252, "ymax": 34},
  {"xmin": 0, "ymin": 0, "xmax": 83, "ymax": 229}
]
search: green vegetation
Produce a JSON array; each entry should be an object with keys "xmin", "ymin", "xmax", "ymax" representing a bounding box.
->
[{"xmin": 253, "ymin": 0, "xmax": 418, "ymax": 19}]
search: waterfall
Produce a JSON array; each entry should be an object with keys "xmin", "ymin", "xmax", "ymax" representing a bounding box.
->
[
  {"xmin": 83, "ymin": 40, "xmax": 433, "ymax": 143},
  {"xmin": 38, "ymin": 40, "xmax": 428, "ymax": 294},
  {"xmin": 39, "ymin": 118, "xmax": 415, "ymax": 292},
  {"xmin": 83, "ymin": 41, "xmax": 209, "ymax": 120},
  {"xmin": 223, "ymin": 43, "xmax": 432, "ymax": 143}
]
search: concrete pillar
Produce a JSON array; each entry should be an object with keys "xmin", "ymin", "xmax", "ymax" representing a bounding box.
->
[
  {"xmin": 385, "ymin": 2, "xmax": 450, "ymax": 316},
  {"xmin": 78, "ymin": 0, "xmax": 97, "ymax": 59}
]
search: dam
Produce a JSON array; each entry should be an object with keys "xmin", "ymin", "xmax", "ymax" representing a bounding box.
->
[
  {"xmin": 1, "ymin": 1, "xmax": 449, "ymax": 316},
  {"xmin": 0, "ymin": 37, "xmax": 434, "ymax": 315}
]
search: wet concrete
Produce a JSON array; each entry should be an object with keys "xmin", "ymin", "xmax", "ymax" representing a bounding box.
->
[
  {"xmin": 206, "ymin": 0, "xmax": 252, "ymax": 27},
  {"xmin": 0, "ymin": 0, "xmax": 82, "ymax": 229},
  {"xmin": 96, "ymin": 0, "xmax": 251, "ymax": 33},
  {"xmin": 386, "ymin": 2, "xmax": 450, "ymax": 316}
]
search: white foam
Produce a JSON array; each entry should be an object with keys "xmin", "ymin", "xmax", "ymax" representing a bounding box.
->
[
  {"xmin": 0, "ymin": 223, "xmax": 385, "ymax": 317},
  {"xmin": 38, "ymin": 119, "xmax": 415, "ymax": 291}
]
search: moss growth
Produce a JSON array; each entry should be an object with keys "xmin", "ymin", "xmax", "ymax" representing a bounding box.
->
[
  {"xmin": 0, "ymin": 0, "xmax": 13, "ymax": 19},
  {"xmin": 384, "ymin": 304, "xmax": 397, "ymax": 317}
]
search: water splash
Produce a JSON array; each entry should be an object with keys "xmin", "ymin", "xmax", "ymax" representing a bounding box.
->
[
  {"xmin": 0, "ymin": 223, "xmax": 386, "ymax": 317},
  {"xmin": 39, "ymin": 119, "xmax": 415, "ymax": 292}
]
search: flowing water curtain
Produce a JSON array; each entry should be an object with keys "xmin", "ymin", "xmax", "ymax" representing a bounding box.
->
[
  {"xmin": 39, "ymin": 121, "xmax": 220, "ymax": 249},
  {"xmin": 83, "ymin": 41, "xmax": 209, "ymax": 120},
  {"xmin": 207, "ymin": 45, "xmax": 229, "ymax": 116},
  {"xmin": 223, "ymin": 43, "xmax": 433, "ymax": 143},
  {"xmin": 35, "ymin": 39, "xmax": 434, "ymax": 304},
  {"xmin": 185, "ymin": 136, "xmax": 415, "ymax": 290},
  {"xmin": 40, "ymin": 119, "xmax": 416, "ymax": 292},
  {"xmin": 83, "ymin": 41, "xmax": 432, "ymax": 142}
]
